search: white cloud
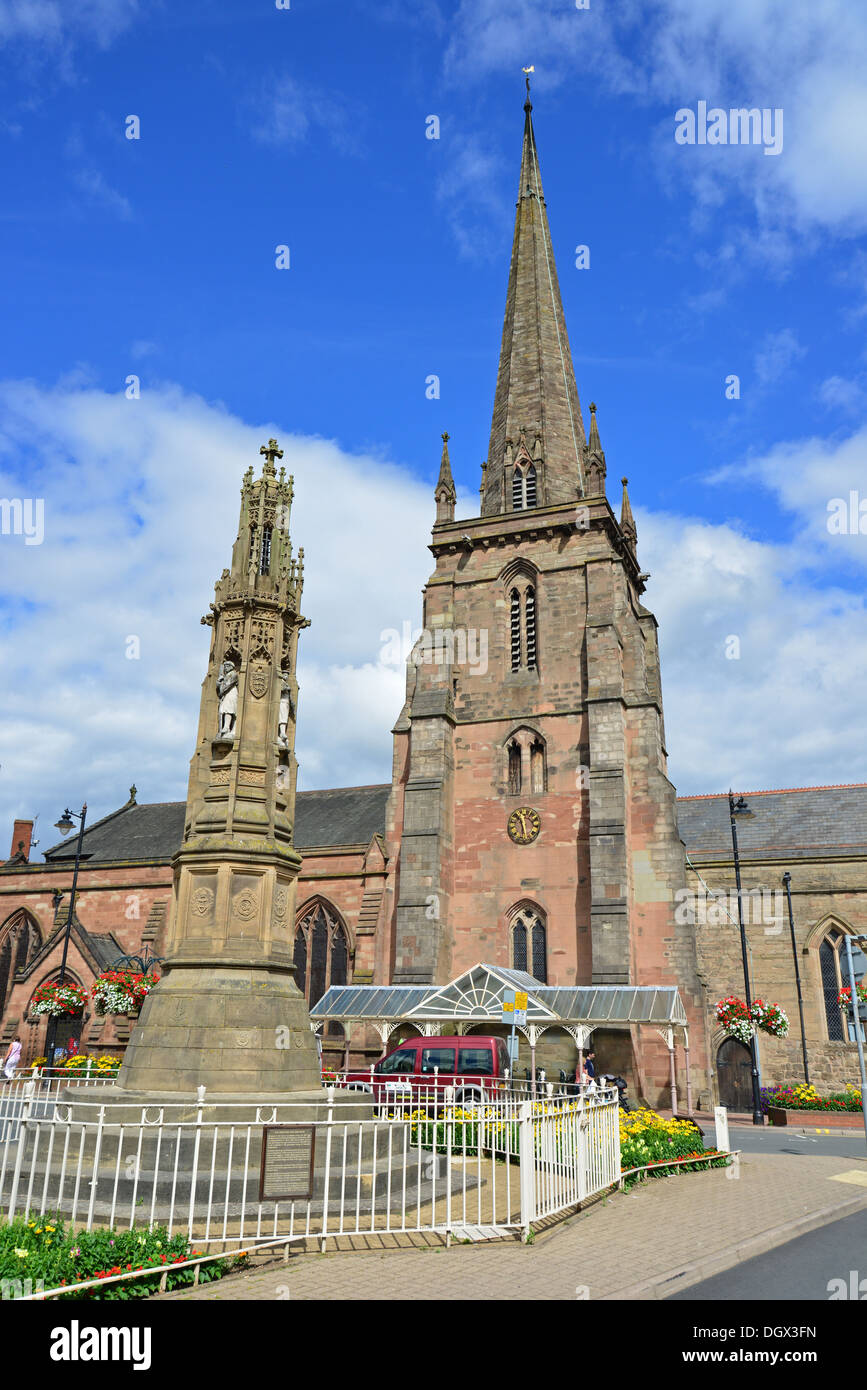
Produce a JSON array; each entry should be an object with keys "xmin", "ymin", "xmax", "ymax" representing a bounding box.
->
[
  {"xmin": 446, "ymin": 0, "xmax": 867, "ymax": 244},
  {"xmin": 245, "ymin": 77, "xmax": 360, "ymax": 156},
  {"xmin": 0, "ymin": 0, "xmax": 137, "ymax": 51},
  {"xmin": 0, "ymin": 379, "xmax": 433, "ymax": 846},
  {"xmin": 753, "ymin": 328, "xmax": 805, "ymax": 387},
  {"xmin": 2, "ymin": 376, "xmax": 867, "ymax": 851},
  {"xmin": 818, "ymin": 375, "xmax": 864, "ymax": 414},
  {"xmin": 435, "ymin": 134, "xmax": 510, "ymax": 262},
  {"xmin": 643, "ymin": 507, "xmax": 867, "ymax": 794},
  {"xmin": 71, "ymin": 168, "xmax": 132, "ymax": 220}
]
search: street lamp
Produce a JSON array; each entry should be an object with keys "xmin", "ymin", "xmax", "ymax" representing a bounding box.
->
[
  {"xmin": 729, "ymin": 791, "xmax": 764, "ymax": 1125},
  {"xmin": 781, "ymin": 872, "xmax": 810, "ymax": 1085},
  {"xmin": 45, "ymin": 803, "xmax": 87, "ymax": 1071}
]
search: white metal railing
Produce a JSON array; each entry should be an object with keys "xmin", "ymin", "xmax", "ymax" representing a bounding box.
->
[{"xmin": 0, "ymin": 1083, "xmax": 621, "ymax": 1252}]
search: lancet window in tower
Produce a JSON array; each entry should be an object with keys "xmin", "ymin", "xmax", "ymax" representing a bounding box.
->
[
  {"xmin": 510, "ymin": 590, "xmax": 522, "ymax": 670},
  {"xmin": 525, "ymin": 465, "xmax": 537, "ymax": 508},
  {"xmin": 505, "ymin": 569, "xmax": 540, "ymax": 673},
  {"xmin": 511, "ymin": 464, "xmax": 539, "ymax": 512},
  {"xmin": 294, "ymin": 900, "xmax": 349, "ymax": 1009},
  {"xmin": 508, "ymin": 740, "xmax": 522, "ymax": 795},
  {"xmin": 510, "ymin": 905, "xmax": 547, "ymax": 982},
  {"xmin": 525, "ymin": 588, "xmax": 537, "ymax": 668},
  {"xmin": 512, "ymin": 468, "xmax": 524, "ymax": 510},
  {"xmin": 530, "ymin": 738, "xmax": 546, "ymax": 794}
]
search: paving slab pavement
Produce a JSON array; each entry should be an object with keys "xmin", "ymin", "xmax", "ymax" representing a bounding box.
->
[{"xmin": 164, "ymin": 1151, "xmax": 867, "ymax": 1302}]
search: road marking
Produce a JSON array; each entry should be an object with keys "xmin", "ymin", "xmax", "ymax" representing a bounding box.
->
[{"xmin": 828, "ymin": 1170, "xmax": 867, "ymax": 1187}]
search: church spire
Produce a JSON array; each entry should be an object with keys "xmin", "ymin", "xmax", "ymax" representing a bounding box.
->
[
  {"xmin": 435, "ymin": 431, "xmax": 456, "ymax": 523},
  {"xmin": 481, "ymin": 85, "xmax": 586, "ymax": 516}
]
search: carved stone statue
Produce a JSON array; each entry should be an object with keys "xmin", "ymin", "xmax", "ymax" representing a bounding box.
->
[
  {"xmin": 217, "ymin": 659, "xmax": 239, "ymax": 736},
  {"xmin": 278, "ymin": 676, "xmax": 295, "ymax": 747}
]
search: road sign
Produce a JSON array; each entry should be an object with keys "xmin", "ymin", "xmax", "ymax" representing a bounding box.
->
[{"xmin": 502, "ymin": 989, "xmax": 528, "ymax": 1026}]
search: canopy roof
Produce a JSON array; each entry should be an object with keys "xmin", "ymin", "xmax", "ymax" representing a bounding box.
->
[{"xmin": 310, "ymin": 963, "xmax": 687, "ymax": 1028}]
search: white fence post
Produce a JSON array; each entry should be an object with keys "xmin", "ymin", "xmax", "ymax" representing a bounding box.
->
[
  {"xmin": 6, "ymin": 1079, "xmax": 36, "ymax": 1218},
  {"xmin": 518, "ymin": 1099, "xmax": 534, "ymax": 1240},
  {"xmin": 85, "ymin": 1104, "xmax": 106, "ymax": 1230}
]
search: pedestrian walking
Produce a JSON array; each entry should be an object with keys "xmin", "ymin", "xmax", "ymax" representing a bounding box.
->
[{"xmin": 3, "ymin": 1036, "xmax": 22, "ymax": 1082}]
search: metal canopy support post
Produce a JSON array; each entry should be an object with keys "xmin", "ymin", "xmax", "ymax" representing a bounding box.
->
[
  {"xmin": 682, "ymin": 1028, "xmax": 694, "ymax": 1117},
  {"xmin": 655, "ymin": 1026, "xmax": 677, "ymax": 1115}
]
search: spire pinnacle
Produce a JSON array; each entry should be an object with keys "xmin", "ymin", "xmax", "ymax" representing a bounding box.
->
[
  {"xmin": 435, "ymin": 431, "xmax": 456, "ymax": 523},
  {"xmin": 583, "ymin": 401, "xmax": 607, "ymax": 494},
  {"xmin": 620, "ymin": 475, "xmax": 637, "ymax": 549},
  {"xmin": 481, "ymin": 89, "xmax": 586, "ymax": 515}
]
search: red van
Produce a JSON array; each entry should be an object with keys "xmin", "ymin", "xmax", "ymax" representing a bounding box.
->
[{"xmin": 342, "ymin": 1035, "xmax": 512, "ymax": 1108}]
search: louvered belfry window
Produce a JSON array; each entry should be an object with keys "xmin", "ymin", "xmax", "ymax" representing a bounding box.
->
[
  {"xmin": 525, "ymin": 588, "xmax": 537, "ymax": 669},
  {"xmin": 510, "ymin": 589, "xmax": 522, "ymax": 670},
  {"xmin": 512, "ymin": 467, "xmax": 525, "ymax": 511},
  {"xmin": 525, "ymin": 465, "xmax": 537, "ymax": 508},
  {"xmin": 508, "ymin": 579, "xmax": 539, "ymax": 673}
]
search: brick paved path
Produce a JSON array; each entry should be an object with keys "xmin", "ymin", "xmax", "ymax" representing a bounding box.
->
[{"xmin": 164, "ymin": 1152, "xmax": 867, "ymax": 1301}]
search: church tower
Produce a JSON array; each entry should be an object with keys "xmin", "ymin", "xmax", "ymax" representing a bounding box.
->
[
  {"xmin": 381, "ymin": 86, "xmax": 709, "ymax": 1104},
  {"xmin": 118, "ymin": 440, "xmax": 322, "ymax": 1096}
]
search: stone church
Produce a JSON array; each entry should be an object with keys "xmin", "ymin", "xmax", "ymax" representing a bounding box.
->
[{"xmin": 2, "ymin": 94, "xmax": 864, "ymax": 1109}]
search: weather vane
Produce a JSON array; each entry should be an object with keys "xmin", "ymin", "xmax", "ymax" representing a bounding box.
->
[{"xmin": 523, "ymin": 65, "xmax": 534, "ymax": 99}]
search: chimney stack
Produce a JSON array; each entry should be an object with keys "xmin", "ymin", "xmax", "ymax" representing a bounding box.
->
[{"xmin": 9, "ymin": 820, "xmax": 33, "ymax": 862}]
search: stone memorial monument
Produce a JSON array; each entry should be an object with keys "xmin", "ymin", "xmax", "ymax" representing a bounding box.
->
[{"xmin": 94, "ymin": 439, "xmax": 328, "ymax": 1102}]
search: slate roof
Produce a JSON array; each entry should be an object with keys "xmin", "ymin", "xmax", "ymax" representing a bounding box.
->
[
  {"xmin": 676, "ymin": 784, "xmax": 867, "ymax": 862},
  {"xmin": 33, "ymin": 781, "xmax": 867, "ymax": 868},
  {"xmin": 40, "ymin": 785, "xmax": 392, "ymax": 864}
]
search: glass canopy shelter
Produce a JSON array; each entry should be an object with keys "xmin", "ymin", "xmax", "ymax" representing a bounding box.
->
[{"xmin": 310, "ymin": 963, "xmax": 693, "ymax": 1114}]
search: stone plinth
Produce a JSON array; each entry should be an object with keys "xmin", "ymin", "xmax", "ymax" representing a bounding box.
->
[{"xmin": 115, "ymin": 958, "xmax": 321, "ymax": 1096}]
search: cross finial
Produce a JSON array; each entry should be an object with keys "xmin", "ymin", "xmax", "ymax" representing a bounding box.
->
[
  {"xmin": 129, "ymin": 784, "xmax": 137, "ymax": 802},
  {"xmin": 621, "ymin": 476, "xmax": 628, "ymax": 487},
  {"xmin": 442, "ymin": 431, "xmax": 449, "ymax": 444},
  {"xmin": 260, "ymin": 438, "xmax": 283, "ymax": 474},
  {"xmin": 590, "ymin": 401, "xmax": 596, "ymax": 413}
]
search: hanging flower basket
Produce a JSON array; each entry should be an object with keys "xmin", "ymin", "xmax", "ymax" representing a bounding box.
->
[
  {"xmin": 91, "ymin": 970, "xmax": 159, "ymax": 1017},
  {"xmin": 715, "ymin": 996, "xmax": 753, "ymax": 1045},
  {"xmin": 751, "ymin": 998, "xmax": 789, "ymax": 1038},
  {"xmin": 838, "ymin": 984, "xmax": 867, "ymax": 1010},
  {"xmin": 30, "ymin": 982, "xmax": 88, "ymax": 1019}
]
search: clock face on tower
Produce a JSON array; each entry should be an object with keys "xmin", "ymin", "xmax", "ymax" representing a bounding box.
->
[{"xmin": 507, "ymin": 806, "xmax": 541, "ymax": 845}]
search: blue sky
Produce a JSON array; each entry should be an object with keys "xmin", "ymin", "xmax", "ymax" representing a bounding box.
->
[{"xmin": 2, "ymin": 0, "xmax": 867, "ymax": 848}]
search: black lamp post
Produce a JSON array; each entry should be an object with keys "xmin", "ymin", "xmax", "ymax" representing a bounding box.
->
[
  {"xmin": 782, "ymin": 871, "xmax": 810, "ymax": 1085},
  {"xmin": 45, "ymin": 804, "xmax": 87, "ymax": 1071},
  {"xmin": 729, "ymin": 792, "xmax": 764, "ymax": 1125}
]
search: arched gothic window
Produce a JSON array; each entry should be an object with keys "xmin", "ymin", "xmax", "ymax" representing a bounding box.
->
[
  {"xmin": 510, "ymin": 905, "xmax": 548, "ymax": 983},
  {"xmin": 507, "ymin": 576, "xmax": 539, "ymax": 672},
  {"xmin": 819, "ymin": 928, "xmax": 849, "ymax": 1042},
  {"xmin": 504, "ymin": 728, "xmax": 547, "ymax": 796},
  {"xmin": 0, "ymin": 911, "xmax": 41, "ymax": 1020},
  {"xmin": 293, "ymin": 901, "xmax": 350, "ymax": 1009}
]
